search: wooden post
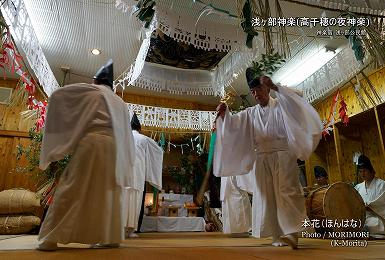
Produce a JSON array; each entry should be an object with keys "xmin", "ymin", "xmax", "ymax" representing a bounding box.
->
[
  {"xmin": 333, "ymin": 124, "xmax": 344, "ymax": 181},
  {"xmin": 305, "ymin": 159, "xmax": 312, "ymax": 187},
  {"xmin": 374, "ymin": 107, "xmax": 385, "ymax": 179}
]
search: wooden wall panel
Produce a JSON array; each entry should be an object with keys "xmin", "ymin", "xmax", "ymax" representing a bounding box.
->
[
  {"xmin": 360, "ymin": 122, "xmax": 385, "ymax": 180},
  {"xmin": 338, "ymin": 125, "xmax": 363, "ymax": 183},
  {"xmin": 326, "ymin": 134, "xmax": 341, "ymax": 183},
  {"xmin": 311, "ymin": 66, "xmax": 385, "ymax": 185},
  {"xmin": 0, "ymin": 79, "xmax": 40, "ymax": 132},
  {"xmin": 0, "ymin": 79, "xmax": 40, "ymax": 192},
  {"xmin": 0, "ymin": 135, "xmax": 37, "ymax": 192},
  {"xmin": 315, "ymin": 66, "xmax": 385, "ymax": 119}
]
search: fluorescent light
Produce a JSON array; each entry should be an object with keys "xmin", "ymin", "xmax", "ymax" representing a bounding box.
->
[
  {"xmin": 278, "ymin": 47, "xmax": 338, "ymax": 87},
  {"xmin": 91, "ymin": 48, "xmax": 101, "ymax": 55}
]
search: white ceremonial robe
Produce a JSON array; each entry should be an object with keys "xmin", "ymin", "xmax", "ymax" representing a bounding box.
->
[
  {"xmin": 123, "ymin": 130, "xmax": 163, "ymax": 230},
  {"xmin": 355, "ymin": 178, "xmax": 385, "ymax": 235},
  {"xmin": 221, "ymin": 173, "xmax": 253, "ymax": 234},
  {"xmin": 38, "ymin": 83, "xmax": 135, "ymax": 245},
  {"xmin": 214, "ymin": 84, "xmax": 322, "ymax": 238}
]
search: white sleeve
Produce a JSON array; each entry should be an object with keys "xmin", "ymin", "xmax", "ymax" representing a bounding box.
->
[
  {"xmin": 145, "ymin": 138, "xmax": 163, "ymax": 190},
  {"xmin": 368, "ymin": 184, "xmax": 385, "ymax": 221},
  {"xmin": 213, "ymin": 108, "xmax": 255, "ymax": 177},
  {"xmin": 275, "ymin": 85, "xmax": 322, "ymax": 160}
]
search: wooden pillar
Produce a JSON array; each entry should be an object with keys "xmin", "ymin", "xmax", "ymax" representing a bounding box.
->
[
  {"xmin": 374, "ymin": 107, "xmax": 385, "ymax": 179},
  {"xmin": 333, "ymin": 124, "xmax": 344, "ymax": 181},
  {"xmin": 305, "ymin": 159, "xmax": 313, "ymax": 187}
]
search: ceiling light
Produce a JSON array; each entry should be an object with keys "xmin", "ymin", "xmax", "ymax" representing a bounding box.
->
[
  {"xmin": 91, "ymin": 48, "xmax": 101, "ymax": 55},
  {"xmin": 277, "ymin": 47, "xmax": 339, "ymax": 87}
]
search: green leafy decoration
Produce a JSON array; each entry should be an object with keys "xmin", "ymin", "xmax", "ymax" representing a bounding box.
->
[
  {"xmin": 135, "ymin": 0, "xmax": 156, "ymax": 29},
  {"xmin": 249, "ymin": 52, "xmax": 285, "ymax": 78},
  {"xmin": 241, "ymin": 0, "xmax": 259, "ymax": 48},
  {"xmin": 16, "ymin": 128, "xmax": 70, "ymax": 193}
]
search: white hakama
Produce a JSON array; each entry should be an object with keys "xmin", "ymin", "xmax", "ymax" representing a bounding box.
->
[{"xmin": 221, "ymin": 175, "xmax": 252, "ymax": 234}]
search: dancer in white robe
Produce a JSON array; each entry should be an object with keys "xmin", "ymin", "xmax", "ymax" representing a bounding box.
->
[
  {"xmin": 355, "ymin": 155, "xmax": 385, "ymax": 237},
  {"xmin": 38, "ymin": 60, "xmax": 136, "ymax": 250},
  {"xmin": 221, "ymin": 171, "xmax": 254, "ymax": 237},
  {"xmin": 214, "ymin": 72, "xmax": 322, "ymax": 249},
  {"xmin": 124, "ymin": 113, "xmax": 163, "ymax": 237}
]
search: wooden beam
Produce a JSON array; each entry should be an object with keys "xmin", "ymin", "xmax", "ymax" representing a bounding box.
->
[
  {"xmin": 333, "ymin": 124, "xmax": 344, "ymax": 181},
  {"xmin": 374, "ymin": 106, "xmax": 385, "ymax": 180},
  {"xmin": 0, "ymin": 130, "xmax": 30, "ymax": 138}
]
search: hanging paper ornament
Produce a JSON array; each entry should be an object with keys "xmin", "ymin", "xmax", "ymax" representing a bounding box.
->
[
  {"xmin": 167, "ymin": 134, "xmax": 171, "ymax": 152},
  {"xmin": 196, "ymin": 135, "xmax": 204, "ymax": 155},
  {"xmin": 339, "ymin": 97, "xmax": 349, "ymax": 126},
  {"xmin": 321, "ymin": 91, "xmax": 339, "ymax": 137}
]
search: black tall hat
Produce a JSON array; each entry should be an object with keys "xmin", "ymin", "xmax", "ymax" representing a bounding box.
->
[
  {"xmin": 357, "ymin": 154, "xmax": 374, "ymax": 172},
  {"xmin": 131, "ymin": 112, "xmax": 141, "ymax": 131},
  {"xmin": 314, "ymin": 166, "xmax": 328, "ymax": 178},
  {"xmin": 93, "ymin": 59, "xmax": 113, "ymax": 87},
  {"xmin": 245, "ymin": 67, "xmax": 261, "ymax": 89}
]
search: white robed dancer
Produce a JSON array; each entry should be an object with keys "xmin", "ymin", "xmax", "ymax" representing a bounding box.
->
[
  {"xmin": 38, "ymin": 60, "xmax": 136, "ymax": 250},
  {"xmin": 214, "ymin": 71, "xmax": 322, "ymax": 249},
  {"xmin": 123, "ymin": 113, "xmax": 163, "ymax": 237},
  {"xmin": 221, "ymin": 171, "xmax": 254, "ymax": 237}
]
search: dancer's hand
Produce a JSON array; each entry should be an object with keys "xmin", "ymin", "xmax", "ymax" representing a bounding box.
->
[
  {"xmin": 216, "ymin": 103, "xmax": 227, "ymax": 119},
  {"xmin": 260, "ymin": 76, "xmax": 278, "ymax": 91}
]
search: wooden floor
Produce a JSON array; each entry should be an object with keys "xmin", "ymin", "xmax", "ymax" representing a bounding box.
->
[{"xmin": 0, "ymin": 232, "xmax": 384, "ymax": 260}]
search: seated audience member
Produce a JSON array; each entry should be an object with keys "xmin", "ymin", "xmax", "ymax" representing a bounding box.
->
[
  {"xmin": 355, "ymin": 155, "xmax": 385, "ymax": 237},
  {"xmin": 314, "ymin": 166, "xmax": 329, "ymax": 187}
]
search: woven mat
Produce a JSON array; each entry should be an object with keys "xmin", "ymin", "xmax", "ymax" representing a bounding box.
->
[
  {"xmin": 0, "ymin": 233, "xmax": 314, "ymax": 251},
  {"xmin": 1, "ymin": 233, "xmax": 384, "ymax": 251},
  {"xmin": 0, "ymin": 235, "xmax": 24, "ymax": 241}
]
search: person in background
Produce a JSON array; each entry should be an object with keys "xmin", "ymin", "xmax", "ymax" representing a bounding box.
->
[
  {"xmin": 221, "ymin": 172, "xmax": 253, "ymax": 238},
  {"xmin": 314, "ymin": 166, "xmax": 329, "ymax": 187},
  {"xmin": 123, "ymin": 113, "xmax": 163, "ymax": 237},
  {"xmin": 355, "ymin": 155, "xmax": 385, "ymax": 237}
]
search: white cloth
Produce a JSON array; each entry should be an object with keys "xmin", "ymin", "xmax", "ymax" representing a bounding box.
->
[
  {"xmin": 140, "ymin": 216, "xmax": 205, "ymax": 232},
  {"xmin": 221, "ymin": 176, "xmax": 252, "ymax": 234},
  {"xmin": 214, "ymin": 84, "xmax": 322, "ymax": 238},
  {"xmin": 159, "ymin": 194, "xmax": 194, "ymax": 217},
  {"xmin": 40, "ymin": 83, "xmax": 136, "ymax": 188},
  {"xmin": 355, "ymin": 178, "xmax": 385, "ymax": 234},
  {"xmin": 124, "ymin": 130, "xmax": 163, "ymax": 229},
  {"xmin": 124, "ymin": 188, "xmax": 142, "ymax": 230},
  {"xmin": 235, "ymin": 171, "xmax": 255, "ymax": 195}
]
